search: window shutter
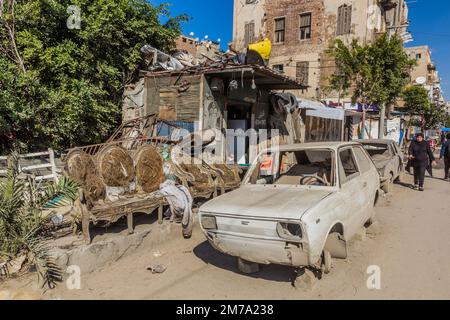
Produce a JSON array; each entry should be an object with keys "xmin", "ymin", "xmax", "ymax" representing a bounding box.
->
[
  {"xmin": 345, "ymin": 5, "xmax": 352, "ymax": 34},
  {"xmin": 337, "ymin": 6, "xmax": 343, "ymax": 35}
]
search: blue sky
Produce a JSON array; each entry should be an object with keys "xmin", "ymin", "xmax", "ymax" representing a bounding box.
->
[{"xmin": 151, "ymin": 0, "xmax": 449, "ymax": 100}]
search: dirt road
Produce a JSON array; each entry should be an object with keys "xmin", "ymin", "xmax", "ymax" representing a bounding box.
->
[{"xmin": 3, "ymin": 166, "xmax": 450, "ymax": 300}]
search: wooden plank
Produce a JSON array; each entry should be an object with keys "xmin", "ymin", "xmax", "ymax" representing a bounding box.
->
[
  {"xmin": 48, "ymin": 149, "xmax": 58, "ymax": 183},
  {"xmin": 22, "ymin": 163, "xmax": 52, "ymax": 171},
  {"xmin": 20, "ymin": 151, "xmax": 51, "ymax": 158},
  {"xmin": 35, "ymin": 174, "xmax": 58, "ymax": 181}
]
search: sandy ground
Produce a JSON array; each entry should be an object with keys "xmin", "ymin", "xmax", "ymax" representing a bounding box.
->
[{"xmin": 2, "ymin": 165, "xmax": 450, "ymax": 300}]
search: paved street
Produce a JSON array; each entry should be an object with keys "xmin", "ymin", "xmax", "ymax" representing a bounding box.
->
[{"xmin": 6, "ymin": 164, "xmax": 449, "ymax": 300}]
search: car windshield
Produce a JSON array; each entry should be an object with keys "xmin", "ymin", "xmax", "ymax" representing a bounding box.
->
[
  {"xmin": 247, "ymin": 149, "xmax": 335, "ymax": 187},
  {"xmin": 362, "ymin": 144, "xmax": 392, "ymax": 160}
]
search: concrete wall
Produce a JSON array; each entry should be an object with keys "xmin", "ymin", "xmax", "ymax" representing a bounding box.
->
[
  {"xmin": 405, "ymin": 46, "xmax": 436, "ymax": 85},
  {"xmin": 233, "ymin": 0, "xmax": 266, "ymax": 51}
]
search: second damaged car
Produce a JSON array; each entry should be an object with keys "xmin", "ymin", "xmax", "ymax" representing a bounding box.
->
[
  {"xmin": 357, "ymin": 139, "xmax": 404, "ymax": 194},
  {"xmin": 199, "ymin": 142, "xmax": 380, "ymax": 275}
]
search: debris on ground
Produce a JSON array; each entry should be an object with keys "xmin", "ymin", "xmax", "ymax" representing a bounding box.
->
[
  {"xmin": 147, "ymin": 265, "xmax": 167, "ymax": 274},
  {"xmin": 152, "ymin": 250, "xmax": 165, "ymax": 258}
]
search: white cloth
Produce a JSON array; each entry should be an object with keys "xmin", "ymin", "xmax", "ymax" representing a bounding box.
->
[{"xmin": 159, "ymin": 180, "xmax": 193, "ymax": 228}]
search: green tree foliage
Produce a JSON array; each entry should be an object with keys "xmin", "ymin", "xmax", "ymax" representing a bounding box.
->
[
  {"xmin": 0, "ymin": 0, "xmax": 187, "ymax": 153},
  {"xmin": 402, "ymin": 85, "xmax": 431, "ymax": 115},
  {"xmin": 402, "ymin": 86, "xmax": 447, "ymax": 130},
  {"xmin": 328, "ymin": 35, "xmax": 416, "ymax": 109},
  {"xmin": 424, "ymin": 105, "xmax": 447, "ymax": 130}
]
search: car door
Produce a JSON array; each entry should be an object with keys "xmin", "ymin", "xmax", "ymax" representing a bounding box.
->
[
  {"xmin": 352, "ymin": 146, "xmax": 378, "ymax": 223},
  {"xmin": 337, "ymin": 147, "xmax": 364, "ymax": 240}
]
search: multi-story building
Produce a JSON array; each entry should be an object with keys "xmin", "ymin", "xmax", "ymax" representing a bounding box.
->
[
  {"xmin": 405, "ymin": 45, "xmax": 444, "ymax": 107},
  {"xmin": 175, "ymin": 35, "xmax": 221, "ymax": 62},
  {"xmin": 232, "ymin": 0, "xmax": 409, "ymax": 101}
]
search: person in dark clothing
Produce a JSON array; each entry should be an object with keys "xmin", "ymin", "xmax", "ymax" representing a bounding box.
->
[
  {"xmin": 440, "ymin": 133, "xmax": 450, "ymax": 181},
  {"xmin": 408, "ymin": 133, "xmax": 436, "ymax": 191}
]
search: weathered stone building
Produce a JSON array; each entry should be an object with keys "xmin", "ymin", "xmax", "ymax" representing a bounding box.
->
[
  {"xmin": 175, "ymin": 35, "xmax": 221, "ymax": 62},
  {"xmin": 232, "ymin": 0, "xmax": 410, "ymax": 102},
  {"xmin": 405, "ymin": 45, "xmax": 444, "ymax": 106}
]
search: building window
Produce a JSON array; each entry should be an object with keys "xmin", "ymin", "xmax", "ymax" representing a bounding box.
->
[
  {"xmin": 337, "ymin": 5, "xmax": 352, "ymax": 35},
  {"xmin": 299, "ymin": 13, "xmax": 312, "ymax": 40},
  {"xmin": 274, "ymin": 18, "xmax": 285, "ymax": 43},
  {"xmin": 273, "ymin": 64, "xmax": 284, "ymax": 74},
  {"xmin": 244, "ymin": 22, "xmax": 255, "ymax": 47},
  {"xmin": 296, "ymin": 62, "xmax": 309, "ymax": 85},
  {"xmin": 416, "ymin": 53, "xmax": 422, "ymax": 60},
  {"xmin": 246, "ymin": 0, "xmax": 256, "ymax": 4}
]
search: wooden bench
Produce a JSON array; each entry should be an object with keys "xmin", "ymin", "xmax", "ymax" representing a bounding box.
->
[{"xmin": 77, "ymin": 188, "xmax": 164, "ymax": 244}]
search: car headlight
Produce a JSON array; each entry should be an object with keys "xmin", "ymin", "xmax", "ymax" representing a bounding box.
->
[
  {"xmin": 201, "ymin": 215, "xmax": 217, "ymax": 230},
  {"xmin": 276, "ymin": 222, "xmax": 303, "ymax": 242}
]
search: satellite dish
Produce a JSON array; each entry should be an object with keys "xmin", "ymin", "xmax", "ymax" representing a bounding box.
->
[{"xmin": 416, "ymin": 77, "xmax": 426, "ymax": 85}]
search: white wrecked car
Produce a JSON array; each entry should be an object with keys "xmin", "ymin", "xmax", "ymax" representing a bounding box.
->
[
  {"xmin": 357, "ymin": 139, "xmax": 404, "ymax": 194},
  {"xmin": 199, "ymin": 142, "xmax": 380, "ymax": 274}
]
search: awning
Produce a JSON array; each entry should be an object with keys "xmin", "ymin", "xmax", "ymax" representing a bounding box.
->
[
  {"xmin": 142, "ymin": 65, "xmax": 308, "ymax": 90},
  {"xmin": 203, "ymin": 65, "xmax": 307, "ymax": 90},
  {"xmin": 297, "ymin": 99, "xmax": 345, "ymax": 121}
]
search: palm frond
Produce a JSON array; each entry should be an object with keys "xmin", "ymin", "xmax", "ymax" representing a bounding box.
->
[
  {"xmin": 38, "ymin": 176, "xmax": 79, "ymax": 209},
  {"xmin": 0, "ymin": 151, "xmax": 67, "ymax": 289}
]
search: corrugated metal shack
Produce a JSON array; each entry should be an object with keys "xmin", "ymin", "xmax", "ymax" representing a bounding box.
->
[{"xmin": 123, "ymin": 64, "xmax": 307, "ymax": 166}]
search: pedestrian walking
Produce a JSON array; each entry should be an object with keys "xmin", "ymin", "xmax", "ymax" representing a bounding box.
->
[
  {"xmin": 440, "ymin": 133, "xmax": 450, "ymax": 181},
  {"xmin": 408, "ymin": 133, "xmax": 436, "ymax": 191},
  {"xmin": 405, "ymin": 135, "xmax": 417, "ymax": 174}
]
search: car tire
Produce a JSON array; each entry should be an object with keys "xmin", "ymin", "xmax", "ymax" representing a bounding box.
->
[
  {"xmin": 321, "ymin": 250, "xmax": 332, "ymax": 274},
  {"xmin": 395, "ymin": 168, "xmax": 404, "ymax": 183},
  {"xmin": 237, "ymin": 258, "xmax": 260, "ymax": 274}
]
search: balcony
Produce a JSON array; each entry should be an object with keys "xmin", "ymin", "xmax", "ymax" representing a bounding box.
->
[{"xmin": 379, "ymin": 0, "xmax": 398, "ymax": 11}]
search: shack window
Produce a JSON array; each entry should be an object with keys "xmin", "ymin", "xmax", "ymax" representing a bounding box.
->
[
  {"xmin": 274, "ymin": 18, "xmax": 285, "ymax": 43},
  {"xmin": 299, "ymin": 13, "xmax": 312, "ymax": 40},
  {"xmin": 337, "ymin": 5, "xmax": 352, "ymax": 35},
  {"xmin": 296, "ymin": 62, "xmax": 309, "ymax": 85},
  {"xmin": 273, "ymin": 64, "xmax": 284, "ymax": 73}
]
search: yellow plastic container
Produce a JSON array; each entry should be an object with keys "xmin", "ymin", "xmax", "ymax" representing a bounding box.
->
[{"xmin": 248, "ymin": 38, "xmax": 272, "ymax": 60}]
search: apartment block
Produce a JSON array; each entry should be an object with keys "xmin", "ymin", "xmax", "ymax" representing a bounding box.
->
[{"xmin": 232, "ymin": 0, "xmax": 409, "ymax": 101}]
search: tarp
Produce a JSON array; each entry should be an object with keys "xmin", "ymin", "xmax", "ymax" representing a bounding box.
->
[{"xmin": 297, "ymin": 99, "xmax": 345, "ymax": 121}]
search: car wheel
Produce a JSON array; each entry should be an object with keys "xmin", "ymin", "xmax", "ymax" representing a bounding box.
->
[
  {"xmin": 237, "ymin": 258, "xmax": 260, "ymax": 274},
  {"xmin": 321, "ymin": 250, "xmax": 332, "ymax": 274},
  {"xmin": 394, "ymin": 167, "xmax": 403, "ymax": 183}
]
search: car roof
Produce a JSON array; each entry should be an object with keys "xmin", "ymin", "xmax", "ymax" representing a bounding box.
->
[
  {"xmin": 356, "ymin": 139, "xmax": 395, "ymax": 145},
  {"xmin": 263, "ymin": 142, "xmax": 361, "ymax": 153}
]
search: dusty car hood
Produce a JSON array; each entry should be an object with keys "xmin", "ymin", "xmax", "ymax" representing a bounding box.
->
[{"xmin": 200, "ymin": 184, "xmax": 334, "ymax": 220}]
